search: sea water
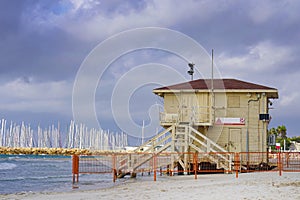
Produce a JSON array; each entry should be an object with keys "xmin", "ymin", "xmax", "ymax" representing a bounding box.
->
[{"xmin": 0, "ymin": 154, "xmax": 116, "ymax": 194}]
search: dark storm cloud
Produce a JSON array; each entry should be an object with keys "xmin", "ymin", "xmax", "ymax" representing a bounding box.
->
[
  {"xmin": 175, "ymin": 1, "xmax": 300, "ymax": 55},
  {"xmin": 0, "ymin": 1, "xmax": 26, "ymax": 37},
  {"xmin": 0, "ymin": 0, "xmax": 299, "ymax": 136},
  {"xmin": 0, "ymin": 0, "xmax": 91, "ymax": 81}
]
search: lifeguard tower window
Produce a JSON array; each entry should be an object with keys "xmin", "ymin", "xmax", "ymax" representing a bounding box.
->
[
  {"xmin": 259, "ymin": 114, "xmax": 270, "ymax": 121},
  {"xmin": 227, "ymin": 96, "xmax": 240, "ymax": 108}
]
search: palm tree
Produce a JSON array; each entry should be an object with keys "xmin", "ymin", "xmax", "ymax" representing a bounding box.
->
[
  {"xmin": 268, "ymin": 127, "xmax": 277, "ymax": 136},
  {"xmin": 276, "ymin": 125, "xmax": 287, "ymax": 138}
]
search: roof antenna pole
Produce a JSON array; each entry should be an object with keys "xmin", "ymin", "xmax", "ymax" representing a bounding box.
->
[
  {"xmin": 211, "ymin": 49, "xmax": 214, "ymax": 92},
  {"xmin": 211, "ymin": 49, "xmax": 215, "ymax": 123}
]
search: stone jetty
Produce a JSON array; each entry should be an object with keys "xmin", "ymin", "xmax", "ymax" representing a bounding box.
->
[{"xmin": 0, "ymin": 147, "xmax": 121, "ymax": 156}]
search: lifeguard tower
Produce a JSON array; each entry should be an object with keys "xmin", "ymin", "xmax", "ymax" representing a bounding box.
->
[{"xmin": 118, "ymin": 78, "xmax": 278, "ymax": 174}]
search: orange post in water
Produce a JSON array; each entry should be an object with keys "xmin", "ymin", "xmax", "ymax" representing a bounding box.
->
[
  {"xmin": 112, "ymin": 154, "xmax": 117, "ymax": 182},
  {"xmin": 72, "ymin": 155, "xmax": 79, "ymax": 183}
]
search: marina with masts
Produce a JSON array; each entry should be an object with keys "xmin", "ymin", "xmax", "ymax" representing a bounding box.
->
[{"xmin": 0, "ymin": 119, "xmax": 128, "ymax": 155}]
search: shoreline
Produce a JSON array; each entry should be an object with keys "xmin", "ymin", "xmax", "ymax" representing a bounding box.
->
[{"xmin": 1, "ymin": 172, "xmax": 299, "ymax": 200}]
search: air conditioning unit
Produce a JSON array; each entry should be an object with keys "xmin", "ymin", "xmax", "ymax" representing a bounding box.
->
[{"xmin": 259, "ymin": 114, "xmax": 270, "ymax": 121}]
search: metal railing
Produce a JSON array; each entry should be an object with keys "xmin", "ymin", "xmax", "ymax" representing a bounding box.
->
[{"xmin": 72, "ymin": 151, "xmax": 300, "ymax": 184}]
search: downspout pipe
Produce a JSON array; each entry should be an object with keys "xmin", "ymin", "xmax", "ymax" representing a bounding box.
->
[{"xmin": 246, "ymin": 94, "xmax": 261, "ymax": 164}]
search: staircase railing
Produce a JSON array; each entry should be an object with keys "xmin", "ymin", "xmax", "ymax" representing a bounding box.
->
[
  {"xmin": 188, "ymin": 126, "xmax": 232, "ymax": 170},
  {"xmin": 118, "ymin": 124, "xmax": 233, "ymax": 173},
  {"xmin": 118, "ymin": 125, "xmax": 175, "ymax": 172},
  {"xmin": 135, "ymin": 125, "xmax": 174, "ymax": 153}
]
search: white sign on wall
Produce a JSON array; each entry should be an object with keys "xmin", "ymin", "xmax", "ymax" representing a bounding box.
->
[{"xmin": 215, "ymin": 118, "xmax": 245, "ymax": 125}]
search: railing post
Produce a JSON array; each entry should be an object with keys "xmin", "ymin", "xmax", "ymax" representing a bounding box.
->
[
  {"xmin": 194, "ymin": 152, "xmax": 198, "ymax": 180},
  {"xmin": 266, "ymin": 147, "xmax": 269, "ymax": 168},
  {"xmin": 153, "ymin": 153, "xmax": 157, "ymax": 181},
  {"xmin": 72, "ymin": 155, "xmax": 79, "ymax": 184},
  {"xmin": 286, "ymin": 152, "xmax": 289, "ymax": 168},
  {"xmin": 234, "ymin": 153, "xmax": 239, "ymax": 178},
  {"xmin": 278, "ymin": 151, "xmax": 282, "ymax": 176}
]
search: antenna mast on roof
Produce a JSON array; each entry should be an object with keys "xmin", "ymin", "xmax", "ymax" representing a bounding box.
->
[
  {"xmin": 211, "ymin": 49, "xmax": 214, "ymax": 92},
  {"xmin": 211, "ymin": 49, "xmax": 215, "ymax": 123}
]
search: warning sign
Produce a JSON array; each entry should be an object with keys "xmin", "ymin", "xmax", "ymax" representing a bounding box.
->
[
  {"xmin": 215, "ymin": 118, "xmax": 245, "ymax": 125},
  {"xmin": 276, "ymin": 143, "xmax": 281, "ymax": 150}
]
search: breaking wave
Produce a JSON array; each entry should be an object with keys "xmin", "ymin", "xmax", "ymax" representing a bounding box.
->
[{"xmin": 0, "ymin": 162, "xmax": 17, "ymax": 170}]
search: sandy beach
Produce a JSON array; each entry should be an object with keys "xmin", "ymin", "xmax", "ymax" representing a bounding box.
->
[{"xmin": 1, "ymin": 172, "xmax": 299, "ymax": 200}]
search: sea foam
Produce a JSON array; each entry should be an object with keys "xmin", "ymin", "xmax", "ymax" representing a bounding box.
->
[{"xmin": 0, "ymin": 162, "xmax": 17, "ymax": 170}]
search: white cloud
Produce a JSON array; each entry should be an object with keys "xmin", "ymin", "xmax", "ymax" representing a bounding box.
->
[
  {"xmin": 69, "ymin": 0, "xmax": 100, "ymax": 11},
  {"xmin": 217, "ymin": 40, "xmax": 300, "ymax": 130},
  {"xmin": 277, "ymin": 72, "xmax": 300, "ymax": 108},
  {"xmin": 218, "ymin": 41, "xmax": 294, "ymax": 75},
  {"xmin": 0, "ymin": 78, "xmax": 72, "ymax": 114},
  {"xmin": 280, "ymin": 92, "xmax": 299, "ymax": 107}
]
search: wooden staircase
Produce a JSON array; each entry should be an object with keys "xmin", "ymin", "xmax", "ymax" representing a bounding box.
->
[{"xmin": 118, "ymin": 125, "xmax": 232, "ymax": 174}]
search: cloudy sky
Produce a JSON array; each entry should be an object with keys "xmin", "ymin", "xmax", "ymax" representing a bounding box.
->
[{"xmin": 0, "ymin": 0, "xmax": 299, "ymax": 138}]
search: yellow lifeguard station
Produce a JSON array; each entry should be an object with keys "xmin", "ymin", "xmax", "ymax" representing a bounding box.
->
[{"xmin": 119, "ymin": 78, "xmax": 278, "ymax": 174}]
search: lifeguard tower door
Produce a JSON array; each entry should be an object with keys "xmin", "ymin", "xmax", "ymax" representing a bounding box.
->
[{"xmin": 229, "ymin": 128, "xmax": 242, "ymax": 152}]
